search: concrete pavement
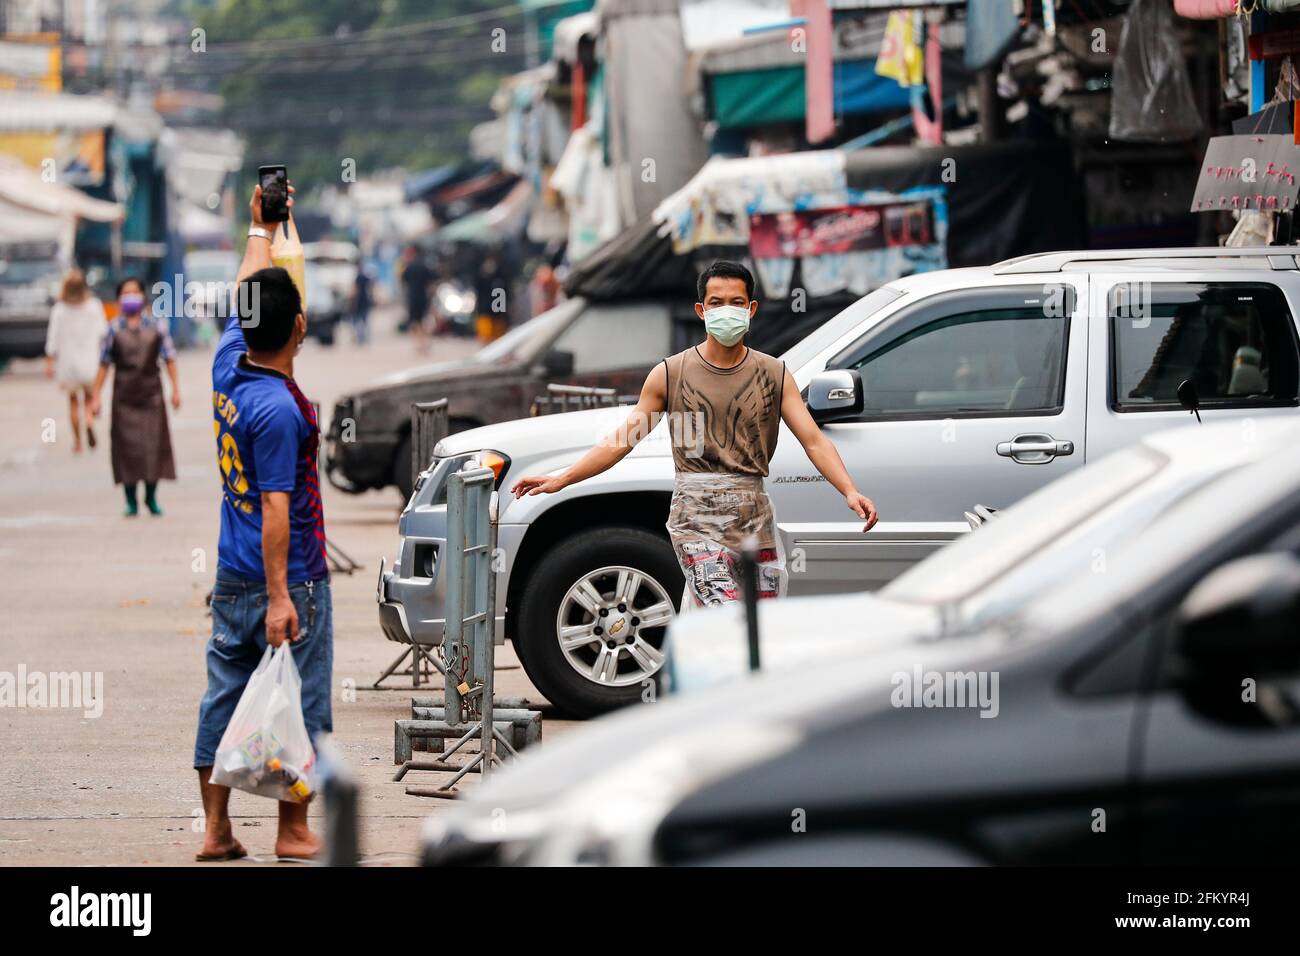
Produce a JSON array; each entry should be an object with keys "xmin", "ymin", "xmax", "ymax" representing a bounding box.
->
[{"xmin": 0, "ymin": 309, "xmax": 574, "ymax": 866}]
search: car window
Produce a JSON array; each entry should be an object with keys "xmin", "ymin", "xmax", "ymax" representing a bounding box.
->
[
  {"xmin": 1109, "ymin": 282, "xmax": 1300, "ymax": 409},
  {"xmin": 828, "ymin": 286, "xmax": 1076, "ymax": 419},
  {"xmin": 549, "ymin": 301, "xmax": 671, "ymax": 373},
  {"xmin": 780, "ymin": 285, "xmax": 904, "ymax": 371}
]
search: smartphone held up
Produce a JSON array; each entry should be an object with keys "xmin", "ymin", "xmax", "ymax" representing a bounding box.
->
[
  {"xmin": 256, "ymin": 164, "xmax": 306, "ymax": 313},
  {"xmin": 258, "ymin": 164, "xmax": 290, "ymax": 222}
]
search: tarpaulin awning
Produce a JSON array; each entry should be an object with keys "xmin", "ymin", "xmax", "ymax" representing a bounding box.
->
[
  {"xmin": 709, "ymin": 60, "xmax": 912, "ymax": 129},
  {"xmin": 552, "ymin": 10, "xmax": 599, "ymax": 62},
  {"xmin": 0, "ymin": 156, "xmax": 124, "ymax": 223},
  {"xmin": 574, "ymin": 140, "xmax": 1083, "ymax": 300},
  {"xmin": 526, "ymin": 0, "xmax": 595, "ymax": 61},
  {"xmin": 563, "ymin": 215, "xmax": 698, "ymax": 299},
  {"xmin": 0, "ymin": 156, "xmax": 124, "ymax": 248},
  {"xmin": 694, "ymin": 9, "xmax": 887, "ymax": 74},
  {"xmin": 436, "ymin": 169, "xmax": 517, "ymax": 206},
  {"xmin": 404, "ymin": 165, "xmax": 462, "ymax": 204},
  {"xmin": 436, "ymin": 180, "xmax": 533, "ymax": 245},
  {"xmin": 679, "ymin": 0, "xmax": 794, "ymax": 53}
]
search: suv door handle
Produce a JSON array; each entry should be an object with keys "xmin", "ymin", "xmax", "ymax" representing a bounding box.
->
[{"xmin": 996, "ymin": 433, "xmax": 1075, "ymax": 464}]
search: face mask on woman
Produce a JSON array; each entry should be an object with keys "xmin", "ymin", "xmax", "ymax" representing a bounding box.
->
[
  {"xmin": 702, "ymin": 304, "xmax": 751, "ymax": 346},
  {"xmin": 120, "ymin": 293, "xmax": 145, "ymax": 316}
]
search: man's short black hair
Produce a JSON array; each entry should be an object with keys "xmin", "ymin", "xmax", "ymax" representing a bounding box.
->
[
  {"xmin": 238, "ymin": 266, "xmax": 302, "ymax": 352},
  {"xmin": 697, "ymin": 259, "xmax": 755, "ymax": 302}
]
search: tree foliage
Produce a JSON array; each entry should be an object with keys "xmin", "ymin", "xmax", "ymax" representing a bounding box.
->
[{"xmin": 189, "ymin": 0, "xmax": 527, "ymax": 185}]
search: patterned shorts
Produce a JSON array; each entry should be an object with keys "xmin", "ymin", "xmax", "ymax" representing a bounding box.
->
[{"xmin": 666, "ymin": 472, "xmax": 787, "ymax": 610}]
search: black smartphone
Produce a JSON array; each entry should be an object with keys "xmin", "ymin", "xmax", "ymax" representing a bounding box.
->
[{"xmin": 258, "ymin": 165, "xmax": 289, "ymax": 223}]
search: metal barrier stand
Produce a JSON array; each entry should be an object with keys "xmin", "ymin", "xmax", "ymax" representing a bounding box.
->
[
  {"xmin": 373, "ymin": 398, "xmax": 451, "ymax": 689},
  {"xmin": 410, "ymin": 399, "xmax": 449, "ymax": 489},
  {"xmin": 396, "ymin": 462, "xmax": 542, "ymax": 796},
  {"xmin": 531, "ymin": 383, "xmax": 625, "ymax": 416}
]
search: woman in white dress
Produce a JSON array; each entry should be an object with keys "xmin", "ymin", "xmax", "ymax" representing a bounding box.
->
[{"xmin": 44, "ymin": 269, "xmax": 106, "ymax": 453}]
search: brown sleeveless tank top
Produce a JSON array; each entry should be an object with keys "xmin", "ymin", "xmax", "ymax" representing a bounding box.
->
[{"xmin": 663, "ymin": 346, "xmax": 785, "ymax": 477}]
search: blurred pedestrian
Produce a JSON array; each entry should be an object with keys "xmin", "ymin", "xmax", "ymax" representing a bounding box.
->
[
  {"xmin": 350, "ymin": 266, "xmax": 372, "ymax": 345},
  {"xmin": 399, "ymin": 245, "xmax": 431, "ymax": 334},
  {"xmin": 474, "ymin": 250, "xmax": 508, "ymax": 340},
  {"xmin": 44, "ymin": 268, "xmax": 106, "ymax": 454},
  {"xmin": 89, "ymin": 278, "xmax": 180, "ymax": 517}
]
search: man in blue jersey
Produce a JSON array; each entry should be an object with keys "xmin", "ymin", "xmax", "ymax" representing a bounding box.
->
[{"xmin": 194, "ymin": 182, "xmax": 331, "ymax": 862}]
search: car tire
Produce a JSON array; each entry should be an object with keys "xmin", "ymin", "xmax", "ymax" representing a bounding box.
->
[
  {"xmin": 515, "ymin": 526, "xmax": 683, "ymax": 718},
  {"xmin": 394, "ymin": 434, "xmax": 414, "ymax": 502}
]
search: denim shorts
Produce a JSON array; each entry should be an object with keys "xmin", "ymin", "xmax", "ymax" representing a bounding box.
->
[{"xmin": 193, "ymin": 569, "xmax": 334, "ymax": 769}]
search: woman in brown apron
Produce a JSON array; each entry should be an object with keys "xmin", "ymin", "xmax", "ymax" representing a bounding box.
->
[{"xmin": 89, "ymin": 278, "xmax": 180, "ymax": 516}]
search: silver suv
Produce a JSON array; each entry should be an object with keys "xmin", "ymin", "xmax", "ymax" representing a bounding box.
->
[{"xmin": 379, "ymin": 248, "xmax": 1300, "ymax": 716}]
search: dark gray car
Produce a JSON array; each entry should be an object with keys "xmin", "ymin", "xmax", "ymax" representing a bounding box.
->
[{"xmin": 422, "ymin": 422, "xmax": 1300, "ymax": 866}]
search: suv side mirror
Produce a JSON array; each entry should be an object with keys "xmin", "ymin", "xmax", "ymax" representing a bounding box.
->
[
  {"xmin": 805, "ymin": 369, "xmax": 864, "ymax": 425},
  {"xmin": 540, "ymin": 348, "xmax": 575, "ymax": 379},
  {"xmin": 1177, "ymin": 379, "xmax": 1202, "ymax": 423},
  {"xmin": 1173, "ymin": 553, "xmax": 1300, "ymax": 692}
]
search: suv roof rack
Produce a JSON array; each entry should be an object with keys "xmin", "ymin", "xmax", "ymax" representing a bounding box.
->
[{"xmin": 992, "ymin": 247, "xmax": 1300, "ymax": 274}]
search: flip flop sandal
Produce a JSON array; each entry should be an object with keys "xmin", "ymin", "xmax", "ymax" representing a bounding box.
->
[{"xmin": 194, "ymin": 847, "xmax": 248, "ymax": 862}]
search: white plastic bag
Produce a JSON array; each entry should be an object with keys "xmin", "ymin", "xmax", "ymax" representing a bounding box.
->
[{"xmin": 212, "ymin": 644, "xmax": 317, "ymax": 803}]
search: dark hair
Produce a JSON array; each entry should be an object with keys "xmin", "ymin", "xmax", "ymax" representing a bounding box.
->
[
  {"xmin": 116, "ymin": 276, "xmax": 144, "ymax": 298},
  {"xmin": 238, "ymin": 267, "xmax": 302, "ymax": 352},
  {"xmin": 696, "ymin": 260, "xmax": 755, "ymax": 302}
]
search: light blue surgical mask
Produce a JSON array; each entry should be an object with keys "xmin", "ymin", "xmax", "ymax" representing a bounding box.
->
[{"xmin": 702, "ymin": 304, "xmax": 750, "ymax": 346}]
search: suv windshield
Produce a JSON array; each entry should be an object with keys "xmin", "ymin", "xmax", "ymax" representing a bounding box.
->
[
  {"xmin": 883, "ymin": 445, "xmax": 1165, "ymax": 608},
  {"xmin": 474, "ymin": 299, "xmax": 584, "ymax": 365},
  {"xmin": 780, "ymin": 285, "xmax": 904, "ymax": 372}
]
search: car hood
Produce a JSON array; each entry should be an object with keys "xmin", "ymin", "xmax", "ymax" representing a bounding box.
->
[
  {"xmin": 356, "ymin": 356, "xmax": 508, "ymax": 398},
  {"xmin": 668, "ymin": 591, "xmax": 942, "ymax": 694},
  {"xmin": 423, "ymin": 620, "xmax": 1018, "ymax": 863},
  {"xmin": 436, "ymin": 406, "xmax": 674, "ymax": 462}
]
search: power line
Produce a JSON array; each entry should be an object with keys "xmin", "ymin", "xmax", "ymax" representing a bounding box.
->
[
  {"xmin": 168, "ymin": 46, "xmax": 530, "ymax": 76},
  {"xmin": 190, "ymin": 2, "xmax": 531, "ymax": 56}
]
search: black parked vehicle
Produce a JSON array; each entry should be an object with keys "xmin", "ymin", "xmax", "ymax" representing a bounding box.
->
[{"xmin": 422, "ymin": 422, "xmax": 1300, "ymax": 866}]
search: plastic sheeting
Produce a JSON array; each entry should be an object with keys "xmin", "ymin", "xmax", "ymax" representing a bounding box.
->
[
  {"xmin": 569, "ymin": 141, "xmax": 1085, "ymax": 300},
  {"xmin": 600, "ymin": 0, "xmax": 710, "ymax": 225},
  {"xmin": 965, "ymin": 0, "xmax": 1019, "ymax": 71},
  {"xmin": 1109, "ymin": 0, "xmax": 1202, "ymax": 144},
  {"xmin": 666, "ymin": 473, "xmax": 786, "ymax": 610}
]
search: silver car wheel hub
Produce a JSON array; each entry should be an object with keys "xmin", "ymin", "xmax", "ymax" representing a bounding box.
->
[{"xmin": 555, "ymin": 565, "xmax": 675, "ymax": 687}]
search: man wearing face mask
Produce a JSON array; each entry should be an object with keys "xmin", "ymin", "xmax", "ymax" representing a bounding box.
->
[
  {"xmin": 193, "ymin": 183, "xmax": 331, "ymax": 862},
  {"xmin": 512, "ymin": 259, "xmax": 877, "ymax": 610}
]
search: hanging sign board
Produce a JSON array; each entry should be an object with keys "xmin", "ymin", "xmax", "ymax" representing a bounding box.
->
[
  {"xmin": 1191, "ymin": 134, "xmax": 1300, "ymax": 213},
  {"xmin": 749, "ymin": 201, "xmax": 935, "ymax": 258}
]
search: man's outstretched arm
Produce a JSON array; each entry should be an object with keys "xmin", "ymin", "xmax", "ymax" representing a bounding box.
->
[
  {"xmin": 511, "ymin": 363, "xmax": 668, "ymax": 497},
  {"xmin": 779, "ymin": 366, "xmax": 878, "ymax": 532}
]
